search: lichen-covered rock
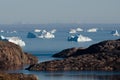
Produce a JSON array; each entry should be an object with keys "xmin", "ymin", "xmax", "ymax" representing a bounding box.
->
[
  {"xmin": 0, "ymin": 72, "xmax": 38, "ymax": 80},
  {"xmin": 0, "ymin": 41, "xmax": 38, "ymax": 70},
  {"xmin": 27, "ymin": 39, "xmax": 120, "ymax": 71}
]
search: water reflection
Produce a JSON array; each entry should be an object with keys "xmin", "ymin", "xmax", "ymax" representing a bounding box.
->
[{"xmin": 34, "ymin": 71, "xmax": 120, "ymax": 80}]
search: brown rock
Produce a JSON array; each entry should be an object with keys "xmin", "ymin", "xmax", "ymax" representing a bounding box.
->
[
  {"xmin": 0, "ymin": 41, "xmax": 38, "ymax": 70},
  {"xmin": 0, "ymin": 72, "xmax": 38, "ymax": 80},
  {"xmin": 27, "ymin": 39, "xmax": 120, "ymax": 71}
]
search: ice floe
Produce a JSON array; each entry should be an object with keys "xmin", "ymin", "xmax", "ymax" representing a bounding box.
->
[
  {"xmin": 0, "ymin": 30, "xmax": 4, "ymax": 33},
  {"xmin": 0, "ymin": 35, "xmax": 25, "ymax": 47},
  {"xmin": 68, "ymin": 34, "xmax": 92, "ymax": 42},
  {"xmin": 76, "ymin": 28, "xmax": 83, "ymax": 32},
  {"xmin": 27, "ymin": 32, "xmax": 37, "ymax": 38},
  {"xmin": 69, "ymin": 28, "xmax": 83, "ymax": 33},
  {"xmin": 38, "ymin": 30, "xmax": 55, "ymax": 39},
  {"xmin": 27, "ymin": 29, "xmax": 56, "ymax": 39},
  {"xmin": 111, "ymin": 30, "xmax": 119, "ymax": 36},
  {"xmin": 50, "ymin": 29, "xmax": 56, "ymax": 33},
  {"xmin": 69, "ymin": 29, "xmax": 77, "ymax": 33},
  {"xmin": 34, "ymin": 29, "xmax": 41, "ymax": 33},
  {"xmin": 87, "ymin": 28, "xmax": 98, "ymax": 32}
]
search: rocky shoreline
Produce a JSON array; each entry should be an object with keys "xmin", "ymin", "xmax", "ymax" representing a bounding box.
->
[
  {"xmin": 0, "ymin": 41, "xmax": 38, "ymax": 80},
  {"xmin": 27, "ymin": 39, "xmax": 120, "ymax": 71},
  {"xmin": 0, "ymin": 72, "xmax": 38, "ymax": 80}
]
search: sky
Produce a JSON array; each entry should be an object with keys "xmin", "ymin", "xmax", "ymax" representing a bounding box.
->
[{"xmin": 0, "ymin": 0, "xmax": 120, "ymax": 24}]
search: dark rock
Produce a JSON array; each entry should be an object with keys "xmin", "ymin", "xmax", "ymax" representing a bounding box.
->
[
  {"xmin": 52, "ymin": 47, "xmax": 84, "ymax": 58},
  {"xmin": 0, "ymin": 72, "xmax": 38, "ymax": 80},
  {"xmin": 27, "ymin": 39, "xmax": 120, "ymax": 71},
  {"xmin": 53, "ymin": 39, "xmax": 120, "ymax": 58},
  {"xmin": 0, "ymin": 41, "xmax": 38, "ymax": 70}
]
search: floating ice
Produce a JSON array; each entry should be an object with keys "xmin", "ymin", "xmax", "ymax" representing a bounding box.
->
[
  {"xmin": 50, "ymin": 29, "xmax": 56, "ymax": 33},
  {"xmin": 34, "ymin": 29, "xmax": 41, "ymax": 33},
  {"xmin": 27, "ymin": 32, "xmax": 37, "ymax": 38},
  {"xmin": 68, "ymin": 34, "xmax": 92, "ymax": 42},
  {"xmin": 38, "ymin": 31, "xmax": 55, "ymax": 39},
  {"xmin": 10, "ymin": 30, "xmax": 17, "ymax": 33},
  {"xmin": 87, "ymin": 28, "xmax": 97, "ymax": 32},
  {"xmin": 0, "ymin": 30, "xmax": 4, "ymax": 33},
  {"xmin": 76, "ymin": 28, "xmax": 83, "ymax": 32},
  {"xmin": 0, "ymin": 35, "xmax": 25, "ymax": 47},
  {"xmin": 111, "ymin": 30, "xmax": 119, "ymax": 36},
  {"xmin": 69, "ymin": 29, "xmax": 77, "ymax": 33},
  {"xmin": 7, "ymin": 37, "xmax": 25, "ymax": 47}
]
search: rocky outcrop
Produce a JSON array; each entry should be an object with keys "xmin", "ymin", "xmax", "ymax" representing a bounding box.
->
[
  {"xmin": 0, "ymin": 41, "xmax": 38, "ymax": 70},
  {"xmin": 27, "ymin": 39, "xmax": 120, "ymax": 71},
  {"xmin": 53, "ymin": 39, "xmax": 120, "ymax": 58},
  {"xmin": 0, "ymin": 72, "xmax": 38, "ymax": 80},
  {"xmin": 52, "ymin": 47, "xmax": 82, "ymax": 58}
]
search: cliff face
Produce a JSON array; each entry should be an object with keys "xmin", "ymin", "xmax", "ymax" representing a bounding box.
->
[
  {"xmin": 27, "ymin": 39, "xmax": 120, "ymax": 71},
  {"xmin": 0, "ymin": 41, "xmax": 38, "ymax": 70}
]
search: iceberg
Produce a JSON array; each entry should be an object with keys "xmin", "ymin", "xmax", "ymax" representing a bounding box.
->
[
  {"xmin": 76, "ymin": 28, "xmax": 83, "ymax": 31},
  {"xmin": 112, "ymin": 30, "xmax": 119, "ymax": 36},
  {"xmin": 10, "ymin": 30, "xmax": 17, "ymax": 33},
  {"xmin": 68, "ymin": 34, "xmax": 92, "ymax": 42},
  {"xmin": 44, "ymin": 32, "xmax": 55, "ymax": 39},
  {"xmin": 7, "ymin": 37, "xmax": 25, "ymax": 47},
  {"xmin": 27, "ymin": 32, "xmax": 37, "ymax": 38},
  {"xmin": 0, "ymin": 35, "xmax": 8, "ymax": 41},
  {"xmin": 69, "ymin": 29, "xmax": 77, "ymax": 33},
  {"xmin": 37, "ymin": 30, "xmax": 55, "ymax": 39},
  {"xmin": 0, "ymin": 35, "xmax": 25, "ymax": 47},
  {"xmin": 50, "ymin": 29, "xmax": 56, "ymax": 33},
  {"xmin": 34, "ymin": 29, "xmax": 41, "ymax": 33},
  {"xmin": 38, "ymin": 32, "xmax": 55, "ymax": 39},
  {"xmin": 87, "ymin": 28, "xmax": 97, "ymax": 32},
  {"xmin": 0, "ymin": 30, "xmax": 4, "ymax": 33}
]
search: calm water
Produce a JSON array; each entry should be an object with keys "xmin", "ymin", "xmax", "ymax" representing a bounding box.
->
[{"xmin": 1, "ymin": 24, "xmax": 120, "ymax": 80}]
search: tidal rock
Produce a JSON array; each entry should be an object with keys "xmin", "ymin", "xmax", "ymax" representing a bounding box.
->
[
  {"xmin": 0, "ymin": 41, "xmax": 38, "ymax": 70},
  {"xmin": 27, "ymin": 39, "xmax": 120, "ymax": 71}
]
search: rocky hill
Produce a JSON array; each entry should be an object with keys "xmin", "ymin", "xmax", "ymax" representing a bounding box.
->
[
  {"xmin": 27, "ymin": 39, "xmax": 120, "ymax": 71},
  {"xmin": 0, "ymin": 41, "xmax": 38, "ymax": 70}
]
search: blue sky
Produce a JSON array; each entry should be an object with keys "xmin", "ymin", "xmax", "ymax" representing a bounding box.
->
[{"xmin": 0, "ymin": 0, "xmax": 120, "ymax": 24}]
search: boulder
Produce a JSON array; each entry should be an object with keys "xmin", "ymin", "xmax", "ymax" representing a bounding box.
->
[
  {"xmin": 0, "ymin": 41, "xmax": 38, "ymax": 70},
  {"xmin": 27, "ymin": 39, "xmax": 120, "ymax": 71}
]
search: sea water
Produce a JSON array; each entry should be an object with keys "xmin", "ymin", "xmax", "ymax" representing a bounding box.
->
[{"xmin": 0, "ymin": 24, "xmax": 120, "ymax": 80}]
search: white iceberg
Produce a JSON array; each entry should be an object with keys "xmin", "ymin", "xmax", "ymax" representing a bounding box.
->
[
  {"xmin": 87, "ymin": 28, "xmax": 97, "ymax": 32},
  {"xmin": 112, "ymin": 30, "xmax": 119, "ymax": 36},
  {"xmin": 50, "ymin": 29, "xmax": 56, "ymax": 33},
  {"xmin": 76, "ymin": 28, "xmax": 83, "ymax": 32},
  {"xmin": 68, "ymin": 34, "xmax": 92, "ymax": 42},
  {"xmin": 44, "ymin": 32, "xmax": 55, "ymax": 39},
  {"xmin": 34, "ymin": 29, "xmax": 41, "ymax": 33},
  {"xmin": 69, "ymin": 29, "xmax": 77, "ymax": 33},
  {"xmin": 0, "ymin": 35, "xmax": 25, "ymax": 47},
  {"xmin": 10, "ymin": 30, "xmax": 17, "ymax": 33},
  {"xmin": 7, "ymin": 37, "xmax": 26, "ymax": 47},
  {"xmin": 0, "ymin": 30, "xmax": 4, "ymax": 33},
  {"xmin": 42, "ymin": 30, "xmax": 47, "ymax": 34},
  {"xmin": 38, "ymin": 32, "xmax": 55, "ymax": 39}
]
